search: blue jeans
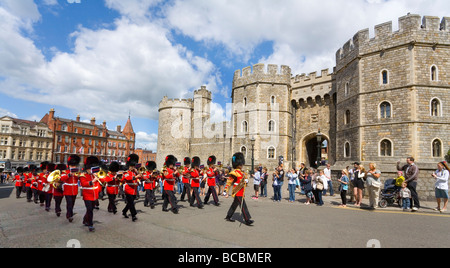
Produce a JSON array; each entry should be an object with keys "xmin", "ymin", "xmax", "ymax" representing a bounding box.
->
[
  {"xmin": 402, "ymin": 198, "xmax": 411, "ymax": 209},
  {"xmin": 273, "ymin": 185, "xmax": 281, "ymax": 201},
  {"xmin": 323, "ymin": 180, "xmax": 334, "ymax": 196},
  {"xmin": 288, "ymin": 184, "xmax": 296, "ymax": 202}
]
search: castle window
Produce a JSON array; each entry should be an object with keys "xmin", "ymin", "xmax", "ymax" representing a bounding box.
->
[
  {"xmin": 268, "ymin": 146, "xmax": 275, "ymax": 159},
  {"xmin": 381, "ymin": 70, "xmax": 389, "ymax": 85},
  {"xmin": 344, "ymin": 142, "xmax": 350, "ymax": 158},
  {"xmin": 380, "ymin": 139, "xmax": 393, "ymax": 157},
  {"xmin": 242, "ymin": 121, "xmax": 248, "ymax": 133},
  {"xmin": 270, "ymin": 96, "xmax": 276, "ymax": 105},
  {"xmin": 243, "ymin": 97, "xmax": 247, "ymax": 107},
  {"xmin": 380, "ymin": 101, "xmax": 391, "ymax": 118},
  {"xmin": 431, "ymin": 65, "xmax": 438, "ymax": 81},
  {"xmin": 432, "ymin": 139, "xmax": 442, "ymax": 158},
  {"xmin": 268, "ymin": 120, "xmax": 276, "ymax": 132},
  {"xmin": 344, "ymin": 110, "xmax": 351, "ymax": 125},
  {"xmin": 241, "ymin": 146, "xmax": 247, "ymax": 158},
  {"xmin": 430, "ymin": 98, "xmax": 441, "ymax": 117},
  {"xmin": 344, "ymin": 82, "xmax": 349, "ymax": 97}
]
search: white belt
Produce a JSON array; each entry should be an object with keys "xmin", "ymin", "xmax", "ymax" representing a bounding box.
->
[
  {"xmin": 126, "ymin": 183, "xmax": 138, "ymax": 186},
  {"xmin": 108, "ymin": 185, "xmax": 119, "ymax": 187},
  {"xmin": 65, "ymin": 183, "xmax": 78, "ymax": 186},
  {"xmin": 234, "ymin": 183, "xmax": 239, "ymax": 186},
  {"xmin": 82, "ymin": 186, "xmax": 98, "ymax": 190}
]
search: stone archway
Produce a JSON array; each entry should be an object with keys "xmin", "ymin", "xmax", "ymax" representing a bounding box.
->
[{"xmin": 300, "ymin": 132, "xmax": 329, "ymax": 168}]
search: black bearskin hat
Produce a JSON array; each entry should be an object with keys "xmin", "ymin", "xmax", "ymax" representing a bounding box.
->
[
  {"xmin": 67, "ymin": 155, "xmax": 81, "ymax": 166},
  {"xmin": 164, "ymin": 155, "xmax": 176, "ymax": 167},
  {"xmin": 28, "ymin": 164, "xmax": 37, "ymax": 172},
  {"xmin": 84, "ymin": 156, "xmax": 100, "ymax": 170},
  {"xmin": 232, "ymin": 152, "xmax": 245, "ymax": 169},
  {"xmin": 40, "ymin": 161, "xmax": 49, "ymax": 171},
  {"xmin": 56, "ymin": 163, "xmax": 67, "ymax": 171},
  {"xmin": 126, "ymin": 154, "xmax": 139, "ymax": 167},
  {"xmin": 16, "ymin": 167, "xmax": 24, "ymax": 173},
  {"xmin": 145, "ymin": 161, "xmax": 157, "ymax": 171},
  {"xmin": 109, "ymin": 162, "xmax": 120, "ymax": 173},
  {"xmin": 207, "ymin": 155, "xmax": 216, "ymax": 165},
  {"xmin": 47, "ymin": 163, "xmax": 56, "ymax": 172},
  {"xmin": 192, "ymin": 156, "xmax": 201, "ymax": 167},
  {"xmin": 183, "ymin": 157, "xmax": 191, "ymax": 165}
]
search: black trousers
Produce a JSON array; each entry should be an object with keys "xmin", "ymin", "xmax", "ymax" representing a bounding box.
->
[
  {"xmin": 65, "ymin": 195, "xmax": 76, "ymax": 219},
  {"xmin": 144, "ymin": 189, "xmax": 155, "ymax": 207},
  {"xmin": 122, "ymin": 194, "xmax": 137, "ymax": 217},
  {"xmin": 44, "ymin": 192, "xmax": 53, "ymax": 209},
  {"xmin": 407, "ymin": 181, "xmax": 420, "ymax": 208},
  {"xmin": 163, "ymin": 190, "xmax": 178, "ymax": 211},
  {"xmin": 226, "ymin": 196, "xmax": 251, "ymax": 222},
  {"xmin": 83, "ymin": 200, "xmax": 96, "ymax": 227},
  {"xmin": 204, "ymin": 186, "xmax": 219, "ymax": 205},
  {"xmin": 189, "ymin": 187, "xmax": 203, "ymax": 207},
  {"xmin": 26, "ymin": 187, "xmax": 32, "ymax": 201},
  {"xmin": 54, "ymin": 195, "xmax": 63, "ymax": 214},
  {"xmin": 180, "ymin": 183, "xmax": 191, "ymax": 201},
  {"xmin": 15, "ymin": 186, "xmax": 22, "ymax": 198},
  {"xmin": 107, "ymin": 194, "xmax": 117, "ymax": 213}
]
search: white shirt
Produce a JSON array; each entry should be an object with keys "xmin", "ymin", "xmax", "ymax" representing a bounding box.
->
[{"xmin": 435, "ymin": 169, "xmax": 449, "ymax": 190}]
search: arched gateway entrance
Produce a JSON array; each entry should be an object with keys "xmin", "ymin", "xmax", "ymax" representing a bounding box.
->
[{"xmin": 300, "ymin": 132, "xmax": 329, "ymax": 168}]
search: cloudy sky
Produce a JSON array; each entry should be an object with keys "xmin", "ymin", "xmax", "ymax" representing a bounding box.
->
[{"xmin": 0, "ymin": 0, "xmax": 449, "ymax": 150}]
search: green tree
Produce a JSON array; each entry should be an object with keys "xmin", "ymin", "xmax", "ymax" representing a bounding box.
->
[{"xmin": 446, "ymin": 149, "xmax": 450, "ymax": 163}]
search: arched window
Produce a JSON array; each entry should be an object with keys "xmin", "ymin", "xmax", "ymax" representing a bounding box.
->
[
  {"xmin": 241, "ymin": 146, "xmax": 247, "ymax": 158},
  {"xmin": 432, "ymin": 139, "xmax": 442, "ymax": 157},
  {"xmin": 431, "ymin": 65, "xmax": 438, "ymax": 81},
  {"xmin": 270, "ymin": 96, "xmax": 276, "ymax": 105},
  {"xmin": 267, "ymin": 146, "xmax": 275, "ymax": 159},
  {"xmin": 431, "ymin": 98, "xmax": 441, "ymax": 117},
  {"xmin": 344, "ymin": 142, "xmax": 350, "ymax": 158},
  {"xmin": 243, "ymin": 97, "xmax": 247, "ymax": 107},
  {"xmin": 344, "ymin": 110, "xmax": 351, "ymax": 125},
  {"xmin": 381, "ymin": 70, "xmax": 389, "ymax": 85},
  {"xmin": 380, "ymin": 101, "xmax": 391, "ymax": 118},
  {"xmin": 380, "ymin": 139, "xmax": 393, "ymax": 157},
  {"xmin": 344, "ymin": 82, "xmax": 349, "ymax": 97},
  {"xmin": 242, "ymin": 121, "xmax": 248, "ymax": 133},
  {"xmin": 268, "ymin": 120, "xmax": 276, "ymax": 132}
]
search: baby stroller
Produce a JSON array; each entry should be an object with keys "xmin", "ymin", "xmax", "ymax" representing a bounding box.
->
[{"xmin": 378, "ymin": 179, "xmax": 401, "ymax": 208}]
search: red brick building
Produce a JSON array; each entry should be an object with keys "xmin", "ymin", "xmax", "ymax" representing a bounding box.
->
[
  {"xmin": 134, "ymin": 148, "xmax": 157, "ymax": 166},
  {"xmin": 41, "ymin": 109, "xmax": 135, "ymax": 165}
]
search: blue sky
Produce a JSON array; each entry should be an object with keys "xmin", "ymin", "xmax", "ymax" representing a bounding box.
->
[{"xmin": 0, "ymin": 0, "xmax": 449, "ymax": 151}]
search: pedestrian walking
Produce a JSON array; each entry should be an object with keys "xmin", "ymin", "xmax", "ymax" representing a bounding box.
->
[
  {"xmin": 337, "ymin": 169, "xmax": 349, "ymax": 207},
  {"xmin": 399, "ymin": 182, "xmax": 411, "ymax": 212},
  {"xmin": 365, "ymin": 163, "xmax": 381, "ymax": 209},
  {"xmin": 432, "ymin": 161, "xmax": 449, "ymax": 213},
  {"xmin": 287, "ymin": 169, "xmax": 297, "ymax": 202},
  {"xmin": 397, "ymin": 157, "xmax": 420, "ymax": 211}
]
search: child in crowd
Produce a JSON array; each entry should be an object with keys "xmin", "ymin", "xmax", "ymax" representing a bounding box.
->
[{"xmin": 399, "ymin": 182, "xmax": 411, "ymax": 212}]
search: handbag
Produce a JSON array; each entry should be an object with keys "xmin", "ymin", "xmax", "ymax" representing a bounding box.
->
[{"xmin": 316, "ymin": 178, "xmax": 324, "ymax": 191}]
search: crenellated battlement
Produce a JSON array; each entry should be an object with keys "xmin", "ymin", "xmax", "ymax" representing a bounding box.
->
[
  {"xmin": 158, "ymin": 96, "xmax": 193, "ymax": 111},
  {"xmin": 336, "ymin": 14, "xmax": 450, "ymax": 70},
  {"xmin": 232, "ymin": 63, "xmax": 291, "ymax": 89},
  {"xmin": 292, "ymin": 68, "xmax": 334, "ymax": 85}
]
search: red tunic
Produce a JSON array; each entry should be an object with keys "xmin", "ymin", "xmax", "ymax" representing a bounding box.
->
[
  {"xmin": 104, "ymin": 173, "xmax": 120, "ymax": 195},
  {"xmin": 80, "ymin": 173, "xmax": 100, "ymax": 201},
  {"xmin": 231, "ymin": 169, "xmax": 246, "ymax": 197},
  {"xmin": 24, "ymin": 173, "xmax": 32, "ymax": 188},
  {"xmin": 182, "ymin": 166, "xmax": 190, "ymax": 184},
  {"xmin": 142, "ymin": 171, "xmax": 156, "ymax": 190},
  {"xmin": 206, "ymin": 167, "xmax": 216, "ymax": 187},
  {"xmin": 190, "ymin": 168, "xmax": 201, "ymax": 188},
  {"xmin": 163, "ymin": 168, "xmax": 177, "ymax": 191},
  {"xmin": 14, "ymin": 174, "xmax": 23, "ymax": 187},
  {"xmin": 121, "ymin": 170, "xmax": 139, "ymax": 196},
  {"xmin": 60, "ymin": 170, "xmax": 79, "ymax": 196}
]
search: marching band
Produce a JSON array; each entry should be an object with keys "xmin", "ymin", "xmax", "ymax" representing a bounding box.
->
[{"xmin": 11, "ymin": 152, "xmax": 254, "ymax": 232}]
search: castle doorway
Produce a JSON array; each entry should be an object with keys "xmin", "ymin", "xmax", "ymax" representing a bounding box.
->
[{"xmin": 301, "ymin": 133, "xmax": 329, "ymax": 168}]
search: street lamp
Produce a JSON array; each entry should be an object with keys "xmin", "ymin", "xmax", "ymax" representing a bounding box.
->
[
  {"xmin": 250, "ymin": 136, "xmax": 256, "ymax": 173},
  {"xmin": 316, "ymin": 129, "xmax": 322, "ymax": 168}
]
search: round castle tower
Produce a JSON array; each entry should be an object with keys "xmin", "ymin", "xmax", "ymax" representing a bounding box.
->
[{"xmin": 232, "ymin": 63, "xmax": 293, "ymax": 169}]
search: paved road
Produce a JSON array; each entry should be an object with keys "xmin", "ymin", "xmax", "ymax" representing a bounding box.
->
[{"xmin": 0, "ymin": 183, "xmax": 449, "ymax": 248}]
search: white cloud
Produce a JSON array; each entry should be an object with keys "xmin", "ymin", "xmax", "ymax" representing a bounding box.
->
[
  {"xmin": 0, "ymin": 107, "xmax": 18, "ymax": 118},
  {"xmin": 135, "ymin": 131, "xmax": 158, "ymax": 151}
]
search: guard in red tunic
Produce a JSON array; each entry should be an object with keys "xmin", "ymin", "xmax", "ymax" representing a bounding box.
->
[
  {"xmin": 121, "ymin": 154, "xmax": 141, "ymax": 222},
  {"xmin": 60, "ymin": 155, "xmax": 80, "ymax": 222},
  {"xmin": 53, "ymin": 164, "xmax": 66, "ymax": 217},
  {"xmin": 204, "ymin": 155, "xmax": 220, "ymax": 206},
  {"xmin": 13, "ymin": 167, "xmax": 24, "ymax": 198},
  {"xmin": 143, "ymin": 161, "xmax": 157, "ymax": 209},
  {"xmin": 37, "ymin": 162, "xmax": 49, "ymax": 206},
  {"xmin": 224, "ymin": 152, "xmax": 254, "ymax": 226},
  {"xmin": 80, "ymin": 156, "xmax": 102, "ymax": 232},
  {"xmin": 180, "ymin": 157, "xmax": 192, "ymax": 202},
  {"xmin": 104, "ymin": 161, "xmax": 121, "ymax": 214},
  {"xmin": 23, "ymin": 166, "xmax": 33, "ymax": 202},
  {"xmin": 43, "ymin": 163, "xmax": 56, "ymax": 212},
  {"xmin": 189, "ymin": 156, "xmax": 203, "ymax": 209},
  {"xmin": 162, "ymin": 155, "xmax": 179, "ymax": 214}
]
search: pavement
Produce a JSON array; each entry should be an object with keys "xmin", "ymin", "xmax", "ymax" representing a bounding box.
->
[{"xmin": 0, "ymin": 182, "xmax": 449, "ymax": 248}]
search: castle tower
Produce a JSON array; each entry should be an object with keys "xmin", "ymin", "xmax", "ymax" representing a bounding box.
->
[
  {"xmin": 192, "ymin": 86, "xmax": 212, "ymax": 139},
  {"xmin": 156, "ymin": 96, "xmax": 193, "ymax": 168},
  {"xmin": 232, "ymin": 63, "xmax": 293, "ymax": 169}
]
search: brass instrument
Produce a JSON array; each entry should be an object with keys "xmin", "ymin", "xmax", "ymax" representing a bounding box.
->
[
  {"xmin": 95, "ymin": 169, "xmax": 108, "ymax": 186},
  {"xmin": 139, "ymin": 166, "xmax": 147, "ymax": 175},
  {"xmin": 46, "ymin": 170, "xmax": 62, "ymax": 191},
  {"xmin": 230, "ymin": 170, "xmax": 248, "ymax": 198}
]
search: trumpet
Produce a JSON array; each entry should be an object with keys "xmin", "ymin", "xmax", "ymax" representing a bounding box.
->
[
  {"xmin": 138, "ymin": 166, "xmax": 147, "ymax": 175},
  {"xmin": 94, "ymin": 169, "xmax": 108, "ymax": 186},
  {"xmin": 46, "ymin": 170, "xmax": 62, "ymax": 191}
]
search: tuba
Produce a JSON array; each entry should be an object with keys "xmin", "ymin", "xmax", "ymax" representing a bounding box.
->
[{"xmin": 45, "ymin": 170, "xmax": 62, "ymax": 191}]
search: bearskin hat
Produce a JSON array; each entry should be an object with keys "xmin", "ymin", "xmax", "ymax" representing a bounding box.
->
[
  {"xmin": 56, "ymin": 163, "xmax": 67, "ymax": 171},
  {"xmin": 164, "ymin": 155, "xmax": 176, "ymax": 167},
  {"xmin": 29, "ymin": 164, "xmax": 37, "ymax": 172},
  {"xmin": 23, "ymin": 166, "xmax": 30, "ymax": 172},
  {"xmin": 192, "ymin": 156, "xmax": 201, "ymax": 167},
  {"xmin": 84, "ymin": 156, "xmax": 100, "ymax": 170},
  {"xmin": 16, "ymin": 167, "xmax": 24, "ymax": 173},
  {"xmin": 145, "ymin": 161, "xmax": 157, "ymax": 171},
  {"xmin": 207, "ymin": 155, "xmax": 216, "ymax": 165},
  {"xmin": 183, "ymin": 157, "xmax": 191, "ymax": 165},
  {"xmin": 109, "ymin": 162, "xmax": 120, "ymax": 173},
  {"xmin": 67, "ymin": 155, "xmax": 81, "ymax": 166},
  {"xmin": 126, "ymin": 154, "xmax": 139, "ymax": 167},
  {"xmin": 39, "ymin": 161, "xmax": 49, "ymax": 171},
  {"xmin": 232, "ymin": 152, "xmax": 245, "ymax": 169},
  {"xmin": 47, "ymin": 163, "xmax": 56, "ymax": 172}
]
